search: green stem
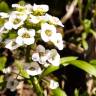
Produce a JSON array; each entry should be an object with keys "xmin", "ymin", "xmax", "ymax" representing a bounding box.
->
[
  {"xmin": 31, "ymin": 77, "xmax": 44, "ymax": 96},
  {"xmin": 84, "ymin": 0, "xmax": 92, "ymax": 18},
  {"xmin": 25, "ymin": 45, "xmax": 31, "ymax": 62},
  {"xmin": 78, "ymin": 0, "xmax": 83, "ymax": 23}
]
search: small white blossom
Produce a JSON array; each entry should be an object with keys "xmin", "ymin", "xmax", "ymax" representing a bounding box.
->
[
  {"xmin": 29, "ymin": 15, "xmax": 41, "ymax": 24},
  {"xmin": 4, "ymin": 21, "xmax": 13, "ymax": 30},
  {"xmin": 36, "ymin": 44, "xmax": 46, "ymax": 53},
  {"xmin": 32, "ymin": 52, "xmax": 40, "ymax": 61},
  {"xmin": 4, "ymin": 12, "xmax": 27, "ymax": 30},
  {"xmin": 16, "ymin": 28, "xmax": 35, "ymax": 45},
  {"xmin": 25, "ymin": 4, "xmax": 33, "ymax": 13},
  {"xmin": 25, "ymin": 62, "xmax": 42, "ymax": 76},
  {"xmin": 12, "ymin": 4, "xmax": 32, "ymax": 14},
  {"xmin": 32, "ymin": 45, "xmax": 49, "ymax": 67},
  {"xmin": 32, "ymin": 4, "xmax": 49, "ymax": 15},
  {"xmin": 48, "ymin": 49, "xmax": 60, "ymax": 66},
  {"xmin": 0, "ymin": 12, "xmax": 9, "ymax": 18},
  {"xmin": 5, "ymin": 41, "xmax": 20, "ymax": 50},
  {"xmin": 12, "ymin": 4, "xmax": 21, "ymax": 8},
  {"xmin": 52, "ymin": 33, "xmax": 64, "ymax": 50},
  {"xmin": 2, "ymin": 67, "xmax": 12, "ymax": 74},
  {"xmin": 45, "ymin": 14, "xmax": 64, "ymax": 27},
  {"xmin": 0, "ymin": 27, "xmax": 6, "ymax": 34},
  {"xmin": 49, "ymin": 80, "xmax": 59, "ymax": 89},
  {"xmin": 6, "ymin": 77, "xmax": 19, "ymax": 91},
  {"xmin": 41, "ymin": 23, "xmax": 57, "ymax": 42},
  {"xmin": 29, "ymin": 15, "xmax": 47, "ymax": 24},
  {"xmin": 38, "ymin": 55, "xmax": 48, "ymax": 65},
  {"xmin": 26, "ymin": 68, "xmax": 42, "ymax": 76}
]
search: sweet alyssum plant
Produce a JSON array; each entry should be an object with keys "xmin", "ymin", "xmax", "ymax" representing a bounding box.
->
[
  {"xmin": 0, "ymin": 3, "xmax": 66, "ymax": 96},
  {"xmin": 1, "ymin": 2, "xmax": 96, "ymax": 96}
]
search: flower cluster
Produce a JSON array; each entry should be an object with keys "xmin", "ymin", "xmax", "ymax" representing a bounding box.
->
[
  {"xmin": 0, "ymin": 3, "xmax": 64, "ymax": 91},
  {"xmin": 0, "ymin": 3, "xmax": 64, "ymax": 50},
  {"xmin": 32, "ymin": 45, "xmax": 60, "ymax": 67}
]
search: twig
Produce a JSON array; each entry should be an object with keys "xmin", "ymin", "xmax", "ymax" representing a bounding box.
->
[
  {"xmin": 61, "ymin": 0, "xmax": 78, "ymax": 23},
  {"xmin": 65, "ymin": 25, "xmax": 83, "ymax": 34}
]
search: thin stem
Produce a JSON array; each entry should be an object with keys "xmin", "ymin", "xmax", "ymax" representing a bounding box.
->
[
  {"xmin": 25, "ymin": 45, "xmax": 31, "ymax": 62},
  {"xmin": 61, "ymin": 0, "xmax": 78, "ymax": 23},
  {"xmin": 31, "ymin": 77, "xmax": 44, "ymax": 96},
  {"xmin": 78, "ymin": 0, "xmax": 83, "ymax": 23}
]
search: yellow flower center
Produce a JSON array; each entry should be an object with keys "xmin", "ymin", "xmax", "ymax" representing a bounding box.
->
[
  {"xmin": 45, "ymin": 30, "xmax": 52, "ymax": 36},
  {"xmin": 13, "ymin": 18, "xmax": 21, "ymax": 24},
  {"xmin": 22, "ymin": 33, "xmax": 30, "ymax": 38},
  {"xmin": 12, "ymin": 42, "xmax": 17, "ymax": 46}
]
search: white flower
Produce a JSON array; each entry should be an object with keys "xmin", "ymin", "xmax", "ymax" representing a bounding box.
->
[
  {"xmin": 32, "ymin": 4, "xmax": 49, "ymax": 15},
  {"xmin": 29, "ymin": 15, "xmax": 41, "ymax": 24},
  {"xmin": 32, "ymin": 45, "xmax": 46, "ymax": 64},
  {"xmin": 12, "ymin": 4, "xmax": 21, "ymax": 8},
  {"xmin": 41, "ymin": 23, "xmax": 57, "ymax": 42},
  {"xmin": 0, "ymin": 27, "xmax": 6, "ymax": 34},
  {"xmin": 6, "ymin": 77, "xmax": 19, "ymax": 91},
  {"xmin": 25, "ymin": 4, "xmax": 33, "ymax": 13},
  {"xmin": 5, "ymin": 41, "xmax": 20, "ymax": 50},
  {"xmin": 0, "ymin": 12, "xmax": 9, "ymax": 18},
  {"xmin": 49, "ymin": 80, "xmax": 59, "ymax": 89},
  {"xmin": 2, "ymin": 67, "xmax": 12, "ymax": 74},
  {"xmin": 16, "ymin": 28, "xmax": 35, "ymax": 45},
  {"xmin": 32, "ymin": 52, "xmax": 40, "ymax": 61},
  {"xmin": 25, "ymin": 62, "xmax": 42, "ymax": 76},
  {"xmin": 36, "ymin": 44, "xmax": 46, "ymax": 53},
  {"xmin": 26, "ymin": 68, "xmax": 42, "ymax": 76},
  {"xmin": 32, "ymin": 45, "xmax": 50, "ymax": 67},
  {"xmin": 4, "ymin": 12, "xmax": 27, "ymax": 30},
  {"xmin": 38, "ymin": 55, "xmax": 48, "ymax": 65},
  {"xmin": 4, "ymin": 21, "xmax": 13, "ymax": 30},
  {"xmin": 48, "ymin": 49, "xmax": 60, "ymax": 66},
  {"xmin": 45, "ymin": 14, "xmax": 64, "ymax": 27},
  {"xmin": 52, "ymin": 33, "xmax": 64, "ymax": 50},
  {"xmin": 12, "ymin": 4, "xmax": 32, "ymax": 14}
]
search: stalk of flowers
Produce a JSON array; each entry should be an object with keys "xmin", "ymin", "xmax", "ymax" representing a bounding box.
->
[
  {"xmin": 0, "ymin": 3, "xmax": 63, "ymax": 73},
  {"xmin": 0, "ymin": 3, "xmax": 65, "ymax": 94}
]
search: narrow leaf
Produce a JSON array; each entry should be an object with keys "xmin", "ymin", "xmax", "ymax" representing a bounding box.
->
[
  {"xmin": 15, "ymin": 60, "xmax": 29, "ymax": 78},
  {"xmin": 20, "ymin": 69, "xmax": 30, "ymax": 79},
  {"xmin": 82, "ymin": 39, "xmax": 88, "ymax": 50},
  {"xmin": 60, "ymin": 56, "xmax": 77, "ymax": 64},
  {"xmin": 40, "ymin": 66, "xmax": 59, "ymax": 79},
  {"xmin": 52, "ymin": 88, "xmax": 67, "ymax": 96},
  {"xmin": 90, "ymin": 59, "xmax": 96, "ymax": 68},
  {"xmin": 0, "ymin": 56, "xmax": 7, "ymax": 71},
  {"xmin": 69, "ymin": 60, "xmax": 96, "ymax": 77}
]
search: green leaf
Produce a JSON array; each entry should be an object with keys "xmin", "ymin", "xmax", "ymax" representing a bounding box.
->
[
  {"xmin": 90, "ymin": 60, "xmax": 96, "ymax": 65},
  {"xmin": 83, "ymin": 19, "xmax": 91, "ymax": 32},
  {"xmin": 74, "ymin": 88, "xmax": 79, "ymax": 96},
  {"xmin": 0, "ymin": 75, "xmax": 4, "ymax": 83},
  {"xmin": 31, "ymin": 77, "xmax": 44, "ymax": 96},
  {"xmin": 60, "ymin": 56, "xmax": 77, "ymax": 65},
  {"xmin": 0, "ymin": 56, "xmax": 7, "ymax": 71},
  {"xmin": 89, "ymin": 59, "xmax": 96, "ymax": 68},
  {"xmin": 82, "ymin": 39, "xmax": 88, "ymax": 50},
  {"xmin": 0, "ymin": 1, "xmax": 9, "ymax": 12},
  {"xmin": 51, "ymin": 88, "xmax": 67, "ymax": 96},
  {"xmin": 20, "ymin": 69, "xmax": 30, "ymax": 79},
  {"xmin": 82, "ymin": 32, "xmax": 87, "ymax": 39},
  {"xmin": 40, "ymin": 66, "xmax": 59, "ymax": 79},
  {"xmin": 69, "ymin": 60, "xmax": 96, "ymax": 77},
  {"xmin": 15, "ymin": 61, "xmax": 30, "ymax": 78},
  {"xmin": 0, "ymin": 18, "xmax": 5, "ymax": 27}
]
